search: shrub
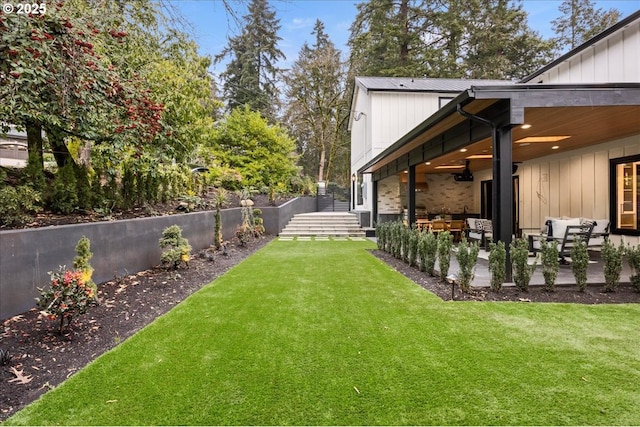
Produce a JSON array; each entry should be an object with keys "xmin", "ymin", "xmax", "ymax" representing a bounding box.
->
[
  {"xmin": 437, "ymin": 230, "xmax": 453, "ymax": 281},
  {"xmin": 47, "ymin": 163, "xmax": 79, "ymax": 214},
  {"xmin": 602, "ymin": 239, "xmax": 624, "ymax": 292},
  {"xmin": 376, "ymin": 222, "xmax": 388, "ymax": 251},
  {"xmin": 407, "ymin": 228, "xmax": 419, "ymax": 267},
  {"xmin": 488, "ymin": 241, "xmax": 506, "ymax": 292},
  {"xmin": 418, "ymin": 230, "xmax": 438, "ymax": 276},
  {"xmin": 160, "ymin": 225, "xmax": 192, "ymax": 269},
  {"xmin": 0, "ymin": 185, "xmax": 42, "ymax": 226},
  {"xmin": 401, "ymin": 226, "xmax": 412, "ymax": 263},
  {"xmin": 540, "ymin": 239, "xmax": 559, "ymax": 292},
  {"xmin": 213, "ymin": 188, "xmax": 228, "ymax": 249},
  {"xmin": 73, "ymin": 236, "xmax": 97, "ymax": 292},
  {"xmin": 253, "ymin": 208, "xmax": 265, "ymax": 237},
  {"xmin": 626, "ymin": 243, "xmax": 640, "ymax": 292},
  {"xmin": 37, "ymin": 266, "xmax": 98, "ymax": 334},
  {"xmin": 456, "ymin": 237, "xmax": 480, "ymax": 293},
  {"xmin": 510, "ymin": 238, "xmax": 537, "ymax": 292},
  {"xmin": 570, "ymin": 239, "xmax": 589, "ymax": 292}
]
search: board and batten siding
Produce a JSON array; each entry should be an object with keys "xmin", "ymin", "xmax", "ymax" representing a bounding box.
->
[
  {"xmin": 370, "ymin": 92, "xmax": 444, "ymax": 155},
  {"xmin": 534, "ymin": 19, "xmax": 640, "ymax": 83},
  {"xmin": 517, "ymin": 135, "xmax": 640, "ymax": 244}
]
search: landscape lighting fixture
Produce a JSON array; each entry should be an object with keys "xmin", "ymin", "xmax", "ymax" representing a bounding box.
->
[{"xmin": 466, "ymin": 154, "xmax": 492, "ymax": 159}]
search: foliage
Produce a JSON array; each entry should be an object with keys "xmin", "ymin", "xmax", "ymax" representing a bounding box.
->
[
  {"xmin": 73, "ymin": 236, "xmax": 96, "ymax": 291},
  {"xmin": 208, "ymin": 106, "xmax": 298, "ymax": 190},
  {"xmin": 626, "ymin": 243, "xmax": 640, "ymax": 292},
  {"xmin": 551, "ymin": 0, "xmax": 621, "ymax": 52},
  {"xmin": 215, "ymin": 0, "xmax": 284, "ymax": 121},
  {"xmin": 47, "ymin": 163, "xmax": 79, "ymax": 214},
  {"xmin": 418, "ymin": 230, "xmax": 438, "ymax": 276},
  {"xmin": 602, "ymin": 239, "xmax": 624, "ymax": 292},
  {"xmin": 0, "ymin": 185, "xmax": 42, "ymax": 226},
  {"xmin": 284, "ymin": 20, "xmax": 349, "ymax": 184},
  {"xmin": 253, "ymin": 208, "xmax": 265, "ymax": 237},
  {"xmin": 213, "ymin": 188, "xmax": 228, "ymax": 249},
  {"xmin": 510, "ymin": 238, "xmax": 537, "ymax": 292},
  {"xmin": 488, "ymin": 241, "xmax": 506, "ymax": 292},
  {"xmin": 437, "ymin": 231, "xmax": 454, "ymax": 281},
  {"xmin": 236, "ymin": 189, "xmax": 255, "ymax": 246},
  {"xmin": 540, "ymin": 239, "xmax": 559, "ymax": 292},
  {"xmin": 456, "ymin": 238, "xmax": 480, "ymax": 293},
  {"xmin": 407, "ymin": 227, "xmax": 420, "ymax": 268},
  {"xmin": 570, "ymin": 239, "xmax": 589, "ymax": 292},
  {"xmin": 347, "ymin": 0, "xmax": 554, "ymax": 80},
  {"xmin": 159, "ymin": 225, "xmax": 191, "ymax": 270},
  {"xmin": 37, "ymin": 266, "xmax": 97, "ymax": 334}
]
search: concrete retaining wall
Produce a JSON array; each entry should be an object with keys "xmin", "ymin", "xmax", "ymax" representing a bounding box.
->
[{"xmin": 0, "ymin": 197, "xmax": 315, "ymax": 319}]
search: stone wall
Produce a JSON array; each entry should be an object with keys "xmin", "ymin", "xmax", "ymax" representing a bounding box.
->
[{"xmin": 377, "ymin": 175, "xmax": 402, "ymax": 213}]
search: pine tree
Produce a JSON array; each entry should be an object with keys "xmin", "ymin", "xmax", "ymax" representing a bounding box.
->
[
  {"xmin": 284, "ymin": 20, "xmax": 349, "ymax": 184},
  {"xmin": 551, "ymin": 0, "xmax": 620, "ymax": 52},
  {"xmin": 215, "ymin": 0, "xmax": 285, "ymax": 121}
]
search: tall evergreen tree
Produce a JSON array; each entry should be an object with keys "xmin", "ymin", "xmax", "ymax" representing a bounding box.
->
[
  {"xmin": 347, "ymin": 0, "xmax": 555, "ymax": 80},
  {"xmin": 215, "ymin": 0, "xmax": 284, "ymax": 120},
  {"xmin": 464, "ymin": 0, "xmax": 554, "ymax": 80},
  {"xmin": 284, "ymin": 21, "xmax": 348, "ymax": 183},
  {"xmin": 551, "ymin": 0, "xmax": 620, "ymax": 52}
]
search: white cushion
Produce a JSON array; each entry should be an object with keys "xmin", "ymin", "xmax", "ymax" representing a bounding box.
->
[
  {"xmin": 466, "ymin": 218, "xmax": 476, "ymax": 229},
  {"xmin": 592, "ymin": 219, "xmax": 610, "ymax": 235},
  {"xmin": 551, "ymin": 218, "xmax": 580, "ymax": 239}
]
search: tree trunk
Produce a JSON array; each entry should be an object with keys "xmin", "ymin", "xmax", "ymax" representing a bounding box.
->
[
  {"xmin": 318, "ymin": 142, "xmax": 326, "ymax": 183},
  {"xmin": 25, "ymin": 119, "xmax": 44, "ymax": 172},
  {"xmin": 47, "ymin": 126, "xmax": 76, "ymax": 168}
]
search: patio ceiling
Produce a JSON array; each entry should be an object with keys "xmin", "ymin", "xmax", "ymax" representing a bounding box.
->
[
  {"xmin": 413, "ymin": 104, "xmax": 640, "ymax": 175},
  {"xmin": 360, "ymin": 84, "xmax": 640, "ymax": 178}
]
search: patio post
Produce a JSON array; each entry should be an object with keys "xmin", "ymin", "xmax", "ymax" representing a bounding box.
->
[{"xmin": 408, "ymin": 164, "xmax": 416, "ymax": 227}]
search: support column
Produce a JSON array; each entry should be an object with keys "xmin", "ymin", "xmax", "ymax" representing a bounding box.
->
[
  {"xmin": 493, "ymin": 125, "xmax": 514, "ymax": 281},
  {"xmin": 372, "ymin": 179, "xmax": 378, "ymax": 226},
  {"xmin": 408, "ymin": 165, "xmax": 416, "ymax": 227}
]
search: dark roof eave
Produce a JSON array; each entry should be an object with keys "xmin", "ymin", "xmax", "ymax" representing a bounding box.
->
[{"xmin": 357, "ymin": 89, "xmax": 474, "ymax": 174}]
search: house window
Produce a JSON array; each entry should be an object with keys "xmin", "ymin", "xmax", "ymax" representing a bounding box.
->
[{"xmin": 610, "ymin": 154, "xmax": 640, "ymax": 235}]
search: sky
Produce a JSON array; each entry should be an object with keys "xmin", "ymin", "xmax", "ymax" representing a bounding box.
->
[{"xmin": 167, "ymin": 0, "xmax": 640, "ymax": 77}]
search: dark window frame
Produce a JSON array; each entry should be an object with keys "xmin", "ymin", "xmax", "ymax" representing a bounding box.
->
[{"xmin": 610, "ymin": 154, "xmax": 640, "ymax": 236}]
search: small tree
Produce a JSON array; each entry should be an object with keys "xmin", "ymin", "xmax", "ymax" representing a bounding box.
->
[
  {"xmin": 626, "ymin": 243, "xmax": 640, "ymax": 292},
  {"xmin": 73, "ymin": 236, "xmax": 97, "ymax": 294},
  {"xmin": 236, "ymin": 189, "xmax": 255, "ymax": 246},
  {"xmin": 571, "ymin": 239, "xmax": 589, "ymax": 292},
  {"xmin": 540, "ymin": 239, "xmax": 559, "ymax": 292},
  {"xmin": 602, "ymin": 239, "xmax": 624, "ymax": 292},
  {"xmin": 160, "ymin": 225, "xmax": 192, "ymax": 269},
  {"xmin": 418, "ymin": 230, "xmax": 438, "ymax": 276},
  {"xmin": 456, "ymin": 237, "xmax": 480, "ymax": 293},
  {"xmin": 437, "ymin": 230, "xmax": 454, "ymax": 281},
  {"xmin": 213, "ymin": 188, "xmax": 228, "ymax": 249},
  {"xmin": 488, "ymin": 241, "xmax": 506, "ymax": 293},
  {"xmin": 510, "ymin": 238, "xmax": 537, "ymax": 292}
]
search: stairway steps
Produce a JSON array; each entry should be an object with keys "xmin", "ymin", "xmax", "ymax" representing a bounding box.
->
[{"xmin": 280, "ymin": 213, "xmax": 365, "ymax": 237}]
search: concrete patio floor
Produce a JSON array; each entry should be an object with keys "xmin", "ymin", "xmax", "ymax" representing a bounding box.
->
[{"xmin": 451, "ymin": 248, "xmax": 634, "ymax": 288}]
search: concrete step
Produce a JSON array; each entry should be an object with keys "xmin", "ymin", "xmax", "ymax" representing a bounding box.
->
[{"xmin": 280, "ymin": 212, "xmax": 365, "ymax": 237}]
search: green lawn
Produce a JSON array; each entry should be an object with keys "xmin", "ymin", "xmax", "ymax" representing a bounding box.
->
[{"xmin": 5, "ymin": 239, "xmax": 640, "ymax": 426}]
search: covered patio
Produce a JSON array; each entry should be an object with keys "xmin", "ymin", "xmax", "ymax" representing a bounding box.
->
[{"xmin": 359, "ymin": 83, "xmax": 640, "ymax": 278}]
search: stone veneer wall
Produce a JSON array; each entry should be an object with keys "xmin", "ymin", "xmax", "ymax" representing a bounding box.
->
[
  {"xmin": 377, "ymin": 175, "xmax": 402, "ymax": 213},
  {"xmin": 399, "ymin": 173, "xmax": 473, "ymax": 214}
]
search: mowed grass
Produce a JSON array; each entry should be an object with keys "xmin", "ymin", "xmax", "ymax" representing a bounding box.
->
[{"xmin": 6, "ymin": 239, "xmax": 640, "ymax": 426}]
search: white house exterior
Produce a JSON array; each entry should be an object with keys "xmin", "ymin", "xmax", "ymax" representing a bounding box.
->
[
  {"xmin": 351, "ymin": 9, "xmax": 640, "ymax": 245},
  {"xmin": 349, "ymin": 77, "xmax": 509, "ymax": 219},
  {"xmin": 0, "ymin": 125, "xmax": 28, "ymax": 168}
]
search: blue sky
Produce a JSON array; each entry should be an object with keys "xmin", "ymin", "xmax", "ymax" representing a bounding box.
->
[{"xmin": 168, "ymin": 0, "xmax": 639, "ymax": 77}]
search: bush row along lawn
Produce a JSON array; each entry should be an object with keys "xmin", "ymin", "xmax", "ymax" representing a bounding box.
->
[{"xmin": 6, "ymin": 240, "xmax": 640, "ymax": 426}]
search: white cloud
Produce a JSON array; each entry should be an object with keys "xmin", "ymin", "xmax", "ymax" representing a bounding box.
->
[{"xmin": 286, "ymin": 17, "xmax": 314, "ymax": 31}]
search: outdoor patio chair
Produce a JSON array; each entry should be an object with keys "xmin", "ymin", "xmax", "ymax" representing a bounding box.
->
[
  {"xmin": 557, "ymin": 221, "xmax": 595, "ymax": 264},
  {"xmin": 448, "ymin": 219, "xmax": 464, "ymax": 242}
]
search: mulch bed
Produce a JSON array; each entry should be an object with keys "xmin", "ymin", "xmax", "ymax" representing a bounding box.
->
[
  {"xmin": 0, "ymin": 236, "xmax": 271, "ymax": 422},
  {"xmin": 2, "ymin": 238, "xmax": 639, "ymax": 422},
  {"xmin": 371, "ymin": 249, "xmax": 640, "ymax": 304}
]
